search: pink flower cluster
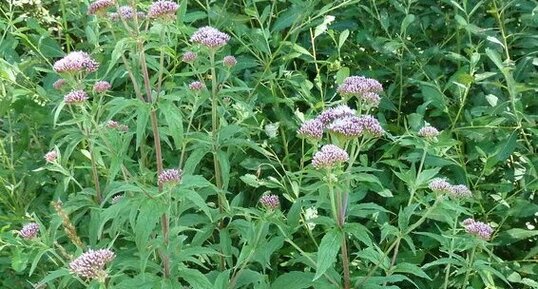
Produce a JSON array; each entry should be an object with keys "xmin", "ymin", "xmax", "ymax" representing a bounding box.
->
[
  {"xmin": 64, "ymin": 90, "xmax": 88, "ymax": 105},
  {"xmin": 88, "ymin": 0, "xmax": 115, "ymax": 15},
  {"xmin": 19, "ymin": 222, "xmax": 40, "ymax": 240},
  {"xmin": 93, "ymin": 81, "xmax": 111, "ymax": 93},
  {"xmin": 418, "ymin": 125, "xmax": 440, "ymax": 139},
  {"xmin": 463, "ymin": 218, "xmax": 493, "ymax": 240},
  {"xmin": 297, "ymin": 119, "xmax": 324, "ymax": 141},
  {"xmin": 298, "ymin": 104, "xmax": 384, "ymax": 140},
  {"xmin": 312, "ymin": 144, "xmax": 349, "ymax": 169},
  {"xmin": 182, "ymin": 51, "xmax": 197, "ymax": 63},
  {"xmin": 148, "ymin": 0, "xmax": 179, "ymax": 20},
  {"xmin": 44, "ymin": 150, "xmax": 58, "ymax": 163},
  {"xmin": 53, "ymin": 79, "xmax": 66, "ymax": 90},
  {"xmin": 106, "ymin": 120, "xmax": 128, "ymax": 132},
  {"xmin": 337, "ymin": 76, "xmax": 383, "ymax": 107},
  {"xmin": 189, "ymin": 81, "xmax": 205, "ymax": 91},
  {"xmin": 69, "ymin": 249, "xmax": 115, "ymax": 279},
  {"xmin": 260, "ymin": 194, "xmax": 280, "ymax": 210},
  {"xmin": 53, "ymin": 51, "xmax": 99, "ymax": 74},
  {"xmin": 223, "ymin": 55, "xmax": 237, "ymax": 68},
  {"xmin": 158, "ymin": 169, "xmax": 183, "ymax": 186},
  {"xmin": 428, "ymin": 178, "xmax": 472, "ymax": 198},
  {"xmin": 190, "ymin": 26, "xmax": 230, "ymax": 49}
]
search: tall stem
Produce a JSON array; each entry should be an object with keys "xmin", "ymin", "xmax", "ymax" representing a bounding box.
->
[
  {"xmin": 460, "ymin": 245, "xmax": 477, "ymax": 289},
  {"xmin": 328, "ymin": 180, "xmax": 350, "ymax": 289},
  {"xmin": 407, "ymin": 143, "xmax": 428, "ymax": 206},
  {"xmin": 443, "ymin": 215, "xmax": 459, "ymax": 289}
]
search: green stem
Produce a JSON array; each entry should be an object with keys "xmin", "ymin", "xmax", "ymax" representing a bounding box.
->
[
  {"xmin": 407, "ymin": 143, "xmax": 428, "ymax": 206},
  {"xmin": 443, "ymin": 215, "xmax": 460, "ymax": 289},
  {"xmin": 460, "ymin": 245, "xmax": 477, "ymax": 289}
]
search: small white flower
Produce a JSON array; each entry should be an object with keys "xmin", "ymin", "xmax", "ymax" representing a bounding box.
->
[
  {"xmin": 265, "ymin": 122, "xmax": 279, "ymax": 138},
  {"xmin": 305, "ymin": 207, "xmax": 318, "ymax": 230}
]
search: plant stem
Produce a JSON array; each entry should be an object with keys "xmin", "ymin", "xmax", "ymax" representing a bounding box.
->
[
  {"xmin": 328, "ymin": 180, "xmax": 350, "ymax": 289},
  {"xmin": 460, "ymin": 245, "xmax": 477, "ymax": 289},
  {"xmin": 443, "ymin": 215, "xmax": 459, "ymax": 289}
]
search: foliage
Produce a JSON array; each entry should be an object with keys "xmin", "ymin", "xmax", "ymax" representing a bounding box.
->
[{"xmin": 0, "ymin": 0, "xmax": 537, "ymax": 289}]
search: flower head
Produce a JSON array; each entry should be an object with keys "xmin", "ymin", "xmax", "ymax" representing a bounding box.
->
[
  {"xmin": 327, "ymin": 116, "xmax": 363, "ymax": 138},
  {"xmin": 69, "ymin": 249, "xmax": 115, "ymax": 280},
  {"xmin": 357, "ymin": 115, "xmax": 384, "ymax": 137},
  {"xmin": 448, "ymin": 184, "xmax": 472, "ymax": 198},
  {"xmin": 106, "ymin": 120, "xmax": 128, "ymax": 132},
  {"xmin": 316, "ymin": 105, "xmax": 355, "ymax": 125},
  {"xmin": 93, "ymin": 81, "xmax": 111, "ymax": 93},
  {"xmin": 53, "ymin": 51, "xmax": 99, "ymax": 74},
  {"xmin": 44, "ymin": 150, "xmax": 58, "ymax": 163},
  {"xmin": 148, "ymin": 0, "xmax": 179, "ymax": 20},
  {"xmin": 337, "ymin": 75, "xmax": 383, "ymax": 106},
  {"xmin": 463, "ymin": 218, "xmax": 493, "ymax": 240},
  {"xmin": 190, "ymin": 26, "xmax": 230, "ymax": 49},
  {"xmin": 19, "ymin": 223, "xmax": 40, "ymax": 240},
  {"xmin": 312, "ymin": 144, "xmax": 349, "ymax": 169},
  {"xmin": 158, "ymin": 169, "xmax": 183, "ymax": 186},
  {"xmin": 108, "ymin": 12, "xmax": 119, "ymax": 21},
  {"xmin": 188, "ymin": 81, "xmax": 205, "ymax": 91},
  {"xmin": 53, "ymin": 79, "xmax": 66, "ymax": 90},
  {"xmin": 64, "ymin": 90, "xmax": 88, "ymax": 105},
  {"xmin": 182, "ymin": 51, "xmax": 197, "ymax": 63},
  {"xmin": 259, "ymin": 194, "xmax": 280, "ymax": 210},
  {"xmin": 88, "ymin": 0, "xmax": 115, "ymax": 15},
  {"xmin": 223, "ymin": 55, "xmax": 237, "ymax": 68},
  {"xmin": 265, "ymin": 123, "xmax": 279, "ymax": 138},
  {"xmin": 418, "ymin": 125, "xmax": 440, "ymax": 140},
  {"xmin": 297, "ymin": 119, "xmax": 324, "ymax": 141},
  {"xmin": 428, "ymin": 178, "xmax": 451, "ymax": 193},
  {"xmin": 118, "ymin": 6, "xmax": 135, "ymax": 20}
]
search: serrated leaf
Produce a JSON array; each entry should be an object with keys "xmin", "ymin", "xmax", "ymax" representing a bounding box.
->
[{"xmin": 313, "ymin": 229, "xmax": 342, "ymax": 280}]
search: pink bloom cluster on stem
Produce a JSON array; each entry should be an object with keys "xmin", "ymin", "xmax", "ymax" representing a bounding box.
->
[
  {"xmin": 418, "ymin": 125, "xmax": 440, "ymax": 140},
  {"xmin": 44, "ymin": 150, "xmax": 58, "ymax": 163},
  {"xmin": 93, "ymin": 81, "xmax": 111, "ymax": 93},
  {"xmin": 88, "ymin": 0, "xmax": 115, "ymax": 15},
  {"xmin": 53, "ymin": 51, "xmax": 99, "ymax": 74},
  {"xmin": 19, "ymin": 222, "xmax": 40, "ymax": 240},
  {"xmin": 337, "ymin": 75, "xmax": 383, "ymax": 107},
  {"xmin": 463, "ymin": 218, "xmax": 493, "ymax": 240},
  {"xmin": 158, "ymin": 169, "xmax": 183, "ymax": 186},
  {"xmin": 428, "ymin": 178, "xmax": 472, "ymax": 198},
  {"xmin": 148, "ymin": 0, "xmax": 179, "ymax": 20},
  {"xmin": 260, "ymin": 194, "xmax": 280, "ymax": 210},
  {"xmin": 64, "ymin": 90, "xmax": 88, "ymax": 105},
  {"xmin": 190, "ymin": 26, "xmax": 230, "ymax": 49},
  {"xmin": 69, "ymin": 249, "xmax": 115, "ymax": 280},
  {"xmin": 182, "ymin": 51, "xmax": 197, "ymax": 63},
  {"xmin": 312, "ymin": 144, "xmax": 349, "ymax": 169}
]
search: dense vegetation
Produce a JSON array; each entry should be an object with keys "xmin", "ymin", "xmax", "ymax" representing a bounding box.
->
[{"xmin": 0, "ymin": 0, "xmax": 537, "ymax": 288}]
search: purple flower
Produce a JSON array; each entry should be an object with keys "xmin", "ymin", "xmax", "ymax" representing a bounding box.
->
[
  {"xmin": 463, "ymin": 218, "xmax": 493, "ymax": 240},
  {"xmin": 327, "ymin": 116, "xmax": 363, "ymax": 138},
  {"xmin": 428, "ymin": 178, "xmax": 451, "ymax": 193},
  {"xmin": 223, "ymin": 55, "xmax": 237, "ymax": 68},
  {"xmin": 137, "ymin": 12, "xmax": 146, "ymax": 20},
  {"xmin": 148, "ymin": 0, "xmax": 179, "ymax": 20},
  {"xmin": 190, "ymin": 26, "xmax": 230, "ymax": 49},
  {"xmin": 182, "ymin": 51, "xmax": 197, "ymax": 63},
  {"xmin": 19, "ymin": 223, "xmax": 40, "ymax": 240},
  {"xmin": 93, "ymin": 81, "xmax": 111, "ymax": 93},
  {"xmin": 69, "ymin": 249, "xmax": 115, "ymax": 280},
  {"xmin": 189, "ymin": 81, "xmax": 205, "ymax": 91},
  {"xmin": 106, "ymin": 120, "xmax": 128, "ymax": 132},
  {"xmin": 297, "ymin": 119, "xmax": 324, "ymax": 141},
  {"xmin": 316, "ymin": 105, "xmax": 356, "ymax": 125},
  {"xmin": 448, "ymin": 184, "xmax": 472, "ymax": 198},
  {"xmin": 356, "ymin": 115, "xmax": 384, "ymax": 137},
  {"xmin": 118, "ymin": 6, "xmax": 135, "ymax": 20},
  {"xmin": 53, "ymin": 51, "xmax": 99, "ymax": 74},
  {"xmin": 53, "ymin": 79, "xmax": 66, "ymax": 90},
  {"xmin": 337, "ymin": 75, "xmax": 383, "ymax": 106},
  {"xmin": 418, "ymin": 125, "xmax": 440, "ymax": 140},
  {"xmin": 88, "ymin": 0, "xmax": 115, "ymax": 15},
  {"xmin": 158, "ymin": 169, "xmax": 182, "ymax": 186},
  {"xmin": 312, "ymin": 144, "xmax": 349, "ymax": 169},
  {"xmin": 259, "ymin": 194, "xmax": 280, "ymax": 210},
  {"xmin": 64, "ymin": 90, "xmax": 88, "ymax": 105},
  {"xmin": 44, "ymin": 150, "xmax": 58, "ymax": 163}
]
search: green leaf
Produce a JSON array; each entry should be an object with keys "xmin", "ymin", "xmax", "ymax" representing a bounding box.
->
[
  {"xmin": 313, "ymin": 229, "xmax": 342, "ymax": 280},
  {"xmin": 496, "ymin": 132, "xmax": 517, "ymax": 161},
  {"xmin": 338, "ymin": 30, "xmax": 350, "ymax": 49},
  {"xmin": 271, "ymin": 271, "xmax": 315, "ymax": 289},
  {"xmin": 393, "ymin": 263, "xmax": 431, "ymax": 280},
  {"xmin": 135, "ymin": 103, "xmax": 150, "ymax": 150},
  {"xmin": 400, "ymin": 14, "xmax": 415, "ymax": 34}
]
